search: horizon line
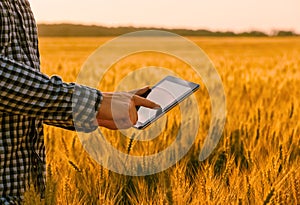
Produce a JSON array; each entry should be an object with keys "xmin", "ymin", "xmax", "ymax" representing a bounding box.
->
[{"xmin": 36, "ymin": 21, "xmax": 300, "ymax": 34}]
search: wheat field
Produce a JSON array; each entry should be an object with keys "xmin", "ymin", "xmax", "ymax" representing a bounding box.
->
[{"xmin": 23, "ymin": 37, "xmax": 300, "ymax": 204}]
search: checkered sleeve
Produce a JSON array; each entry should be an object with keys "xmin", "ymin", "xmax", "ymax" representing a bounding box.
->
[{"xmin": 0, "ymin": 55, "xmax": 102, "ymax": 132}]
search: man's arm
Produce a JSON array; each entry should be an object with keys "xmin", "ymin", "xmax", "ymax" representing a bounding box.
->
[
  {"xmin": 0, "ymin": 55, "xmax": 160, "ymax": 131},
  {"xmin": 0, "ymin": 55, "xmax": 101, "ymax": 132}
]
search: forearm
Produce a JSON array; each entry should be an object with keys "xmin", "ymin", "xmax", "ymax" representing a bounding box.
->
[{"xmin": 0, "ymin": 55, "xmax": 102, "ymax": 132}]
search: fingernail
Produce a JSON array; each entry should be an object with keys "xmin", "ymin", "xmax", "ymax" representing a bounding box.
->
[{"xmin": 153, "ymin": 105, "xmax": 161, "ymax": 109}]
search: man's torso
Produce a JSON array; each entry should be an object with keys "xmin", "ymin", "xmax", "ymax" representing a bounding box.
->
[{"xmin": 0, "ymin": 0, "xmax": 45, "ymax": 203}]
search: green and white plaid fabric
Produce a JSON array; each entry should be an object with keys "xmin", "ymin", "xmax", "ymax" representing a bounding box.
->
[{"xmin": 0, "ymin": 0, "xmax": 102, "ymax": 204}]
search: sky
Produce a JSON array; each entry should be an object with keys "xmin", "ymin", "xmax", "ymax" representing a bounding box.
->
[{"xmin": 29, "ymin": 0, "xmax": 300, "ymax": 33}]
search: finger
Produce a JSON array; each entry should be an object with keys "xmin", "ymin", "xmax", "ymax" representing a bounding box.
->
[
  {"xmin": 129, "ymin": 101, "xmax": 138, "ymax": 125},
  {"xmin": 129, "ymin": 86, "xmax": 151, "ymax": 96},
  {"xmin": 133, "ymin": 95, "xmax": 161, "ymax": 109}
]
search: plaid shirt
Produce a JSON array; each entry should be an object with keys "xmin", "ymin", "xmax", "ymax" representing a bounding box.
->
[{"xmin": 0, "ymin": 0, "xmax": 102, "ymax": 204}]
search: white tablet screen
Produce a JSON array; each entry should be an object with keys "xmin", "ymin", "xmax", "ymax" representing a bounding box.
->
[{"xmin": 137, "ymin": 80, "xmax": 191, "ymax": 124}]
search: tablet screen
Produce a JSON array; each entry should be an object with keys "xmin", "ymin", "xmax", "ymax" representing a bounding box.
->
[{"xmin": 136, "ymin": 77, "xmax": 197, "ymax": 127}]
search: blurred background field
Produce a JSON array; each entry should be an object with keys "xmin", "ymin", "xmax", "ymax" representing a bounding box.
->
[{"xmin": 24, "ymin": 37, "xmax": 300, "ymax": 204}]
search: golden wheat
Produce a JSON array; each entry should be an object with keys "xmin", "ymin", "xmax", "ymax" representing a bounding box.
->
[{"xmin": 22, "ymin": 37, "xmax": 300, "ymax": 204}]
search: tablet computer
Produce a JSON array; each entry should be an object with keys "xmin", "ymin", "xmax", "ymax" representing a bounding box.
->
[{"xmin": 134, "ymin": 76, "xmax": 200, "ymax": 129}]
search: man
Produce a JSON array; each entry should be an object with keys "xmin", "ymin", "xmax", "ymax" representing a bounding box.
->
[{"xmin": 0, "ymin": 0, "xmax": 159, "ymax": 203}]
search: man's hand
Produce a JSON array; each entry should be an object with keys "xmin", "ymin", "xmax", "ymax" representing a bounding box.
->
[{"xmin": 96, "ymin": 86, "xmax": 160, "ymax": 130}]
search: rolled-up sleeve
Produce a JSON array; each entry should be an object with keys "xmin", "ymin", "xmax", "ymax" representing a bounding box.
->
[{"xmin": 0, "ymin": 55, "xmax": 102, "ymax": 132}]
